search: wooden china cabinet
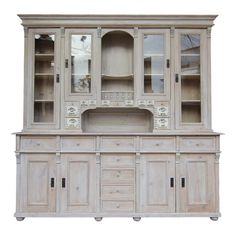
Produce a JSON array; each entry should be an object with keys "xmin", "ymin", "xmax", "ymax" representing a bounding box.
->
[{"xmin": 14, "ymin": 14, "xmax": 220, "ymax": 221}]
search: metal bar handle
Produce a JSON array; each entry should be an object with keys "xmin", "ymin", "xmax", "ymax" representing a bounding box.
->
[
  {"xmin": 50, "ymin": 178, "xmax": 55, "ymax": 188},
  {"xmin": 181, "ymin": 177, "xmax": 185, "ymax": 188},
  {"xmin": 62, "ymin": 178, "xmax": 66, "ymax": 188},
  {"xmin": 170, "ymin": 177, "xmax": 174, "ymax": 188}
]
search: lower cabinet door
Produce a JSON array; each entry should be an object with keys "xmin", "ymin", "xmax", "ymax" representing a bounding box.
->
[
  {"xmin": 140, "ymin": 154, "xmax": 175, "ymax": 213},
  {"xmin": 22, "ymin": 154, "xmax": 56, "ymax": 212},
  {"xmin": 60, "ymin": 154, "xmax": 96, "ymax": 213},
  {"xmin": 179, "ymin": 154, "xmax": 216, "ymax": 212}
]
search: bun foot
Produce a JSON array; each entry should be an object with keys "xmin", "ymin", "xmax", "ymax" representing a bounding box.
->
[
  {"xmin": 16, "ymin": 217, "xmax": 25, "ymax": 221},
  {"xmin": 133, "ymin": 217, "xmax": 141, "ymax": 222},
  {"xmin": 94, "ymin": 217, "xmax": 103, "ymax": 222},
  {"xmin": 210, "ymin": 217, "xmax": 218, "ymax": 221}
]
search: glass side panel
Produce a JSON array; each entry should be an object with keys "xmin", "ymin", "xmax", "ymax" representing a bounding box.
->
[
  {"xmin": 144, "ymin": 35, "xmax": 165, "ymax": 94},
  {"xmin": 180, "ymin": 34, "xmax": 201, "ymax": 123},
  {"xmin": 34, "ymin": 34, "xmax": 55, "ymax": 123},
  {"xmin": 71, "ymin": 35, "xmax": 91, "ymax": 93}
]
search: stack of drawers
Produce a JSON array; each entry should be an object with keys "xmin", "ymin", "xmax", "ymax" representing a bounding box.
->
[{"xmin": 101, "ymin": 154, "xmax": 135, "ymax": 212}]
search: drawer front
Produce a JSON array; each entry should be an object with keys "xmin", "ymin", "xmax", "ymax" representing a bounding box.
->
[
  {"xmin": 102, "ymin": 169, "xmax": 134, "ymax": 184},
  {"xmin": 102, "ymin": 201, "xmax": 134, "ymax": 212},
  {"xmin": 102, "ymin": 154, "xmax": 135, "ymax": 168},
  {"xmin": 61, "ymin": 137, "xmax": 96, "ymax": 151},
  {"xmin": 179, "ymin": 137, "xmax": 216, "ymax": 151},
  {"xmin": 102, "ymin": 185, "xmax": 134, "ymax": 200},
  {"xmin": 21, "ymin": 136, "xmax": 56, "ymax": 151},
  {"xmin": 100, "ymin": 137, "xmax": 135, "ymax": 151},
  {"xmin": 140, "ymin": 137, "xmax": 176, "ymax": 151}
]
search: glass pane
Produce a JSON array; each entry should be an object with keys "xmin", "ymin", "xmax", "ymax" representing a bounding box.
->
[
  {"xmin": 144, "ymin": 56, "xmax": 164, "ymax": 74},
  {"xmin": 144, "ymin": 75, "xmax": 164, "ymax": 93},
  {"xmin": 71, "ymin": 35, "xmax": 91, "ymax": 93},
  {"xmin": 34, "ymin": 102, "xmax": 54, "ymax": 122},
  {"xmin": 180, "ymin": 34, "xmax": 201, "ymax": 123},
  {"xmin": 181, "ymin": 34, "xmax": 200, "ymax": 54},
  {"xmin": 34, "ymin": 34, "xmax": 55, "ymax": 123},
  {"xmin": 144, "ymin": 34, "xmax": 165, "ymax": 94},
  {"xmin": 181, "ymin": 56, "xmax": 200, "ymax": 74},
  {"xmin": 144, "ymin": 35, "xmax": 164, "ymax": 55}
]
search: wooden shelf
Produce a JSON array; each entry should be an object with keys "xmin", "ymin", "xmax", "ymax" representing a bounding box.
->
[
  {"xmin": 102, "ymin": 74, "xmax": 133, "ymax": 80},
  {"xmin": 181, "ymin": 74, "xmax": 200, "ymax": 78},
  {"xmin": 34, "ymin": 100, "xmax": 54, "ymax": 102},
  {"xmin": 144, "ymin": 54, "xmax": 164, "ymax": 57},
  {"xmin": 181, "ymin": 54, "xmax": 200, "ymax": 57},
  {"xmin": 35, "ymin": 53, "xmax": 54, "ymax": 56},
  {"xmin": 35, "ymin": 73, "xmax": 54, "ymax": 76},
  {"xmin": 181, "ymin": 100, "xmax": 201, "ymax": 105}
]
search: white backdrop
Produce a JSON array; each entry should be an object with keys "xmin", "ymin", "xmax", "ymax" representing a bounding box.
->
[{"xmin": 0, "ymin": 0, "xmax": 235, "ymax": 235}]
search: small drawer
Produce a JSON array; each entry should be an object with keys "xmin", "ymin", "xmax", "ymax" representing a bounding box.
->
[
  {"xmin": 20, "ymin": 136, "xmax": 57, "ymax": 151},
  {"xmin": 102, "ymin": 201, "xmax": 134, "ymax": 212},
  {"xmin": 102, "ymin": 185, "xmax": 134, "ymax": 200},
  {"xmin": 102, "ymin": 169, "xmax": 134, "ymax": 184},
  {"xmin": 100, "ymin": 137, "xmax": 135, "ymax": 152},
  {"xmin": 102, "ymin": 154, "xmax": 135, "ymax": 168},
  {"xmin": 61, "ymin": 137, "xmax": 96, "ymax": 151},
  {"xmin": 140, "ymin": 137, "xmax": 175, "ymax": 152},
  {"xmin": 179, "ymin": 136, "xmax": 216, "ymax": 151}
]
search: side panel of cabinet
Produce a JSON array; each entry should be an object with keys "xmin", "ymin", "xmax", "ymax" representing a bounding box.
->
[
  {"xmin": 140, "ymin": 154, "xmax": 175, "ymax": 213},
  {"xmin": 21, "ymin": 154, "xmax": 56, "ymax": 212},
  {"xmin": 60, "ymin": 154, "xmax": 96, "ymax": 213},
  {"xmin": 178, "ymin": 154, "xmax": 216, "ymax": 212}
]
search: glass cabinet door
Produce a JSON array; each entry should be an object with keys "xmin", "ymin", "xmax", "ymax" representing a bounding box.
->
[
  {"xmin": 28, "ymin": 29, "xmax": 60, "ymax": 128},
  {"xmin": 141, "ymin": 29, "xmax": 170, "ymax": 98},
  {"xmin": 34, "ymin": 34, "xmax": 55, "ymax": 122},
  {"xmin": 176, "ymin": 29, "xmax": 207, "ymax": 128},
  {"xmin": 70, "ymin": 34, "xmax": 92, "ymax": 93},
  {"xmin": 65, "ymin": 29, "xmax": 96, "ymax": 99}
]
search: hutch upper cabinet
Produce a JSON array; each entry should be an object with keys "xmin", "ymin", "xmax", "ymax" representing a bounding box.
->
[{"xmin": 15, "ymin": 15, "xmax": 220, "ymax": 221}]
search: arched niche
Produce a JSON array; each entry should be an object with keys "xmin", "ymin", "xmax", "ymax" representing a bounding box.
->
[{"xmin": 101, "ymin": 31, "xmax": 134, "ymax": 95}]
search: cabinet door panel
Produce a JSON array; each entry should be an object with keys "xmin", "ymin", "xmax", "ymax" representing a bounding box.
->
[
  {"xmin": 140, "ymin": 154, "xmax": 175, "ymax": 213},
  {"xmin": 22, "ymin": 154, "xmax": 56, "ymax": 212},
  {"xmin": 61, "ymin": 154, "xmax": 96, "ymax": 213},
  {"xmin": 179, "ymin": 154, "xmax": 215, "ymax": 212}
]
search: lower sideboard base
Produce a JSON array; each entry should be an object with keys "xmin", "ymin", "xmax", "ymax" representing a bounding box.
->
[{"xmin": 14, "ymin": 212, "xmax": 221, "ymax": 221}]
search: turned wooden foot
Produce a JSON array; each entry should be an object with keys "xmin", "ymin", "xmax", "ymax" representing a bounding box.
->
[
  {"xmin": 210, "ymin": 217, "xmax": 218, "ymax": 221},
  {"xmin": 16, "ymin": 217, "xmax": 25, "ymax": 221},
  {"xmin": 94, "ymin": 217, "xmax": 103, "ymax": 222},
  {"xmin": 133, "ymin": 217, "xmax": 141, "ymax": 222}
]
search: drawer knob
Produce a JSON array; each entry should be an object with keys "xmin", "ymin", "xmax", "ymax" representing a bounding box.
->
[
  {"xmin": 76, "ymin": 143, "xmax": 80, "ymax": 146},
  {"xmin": 156, "ymin": 143, "xmax": 160, "ymax": 146},
  {"xmin": 116, "ymin": 174, "xmax": 120, "ymax": 178},
  {"xmin": 116, "ymin": 158, "xmax": 120, "ymax": 162},
  {"xmin": 116, "ymin": 204, "xmax": 120, "ymax": 208},
  {"xmin": 36, "ymin": 143, "xmax": 41, "ymax": 146},
  {"xmin": 116, "ymin": 142, "xmax": 120, "ymax": 146},
  {"xmin": 196, "ymin": 143, "xmax": 200, "ymax": 146},
  {"xmin": 116, "ymin": 190, "xmax": 120, "ymax": 193}
]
